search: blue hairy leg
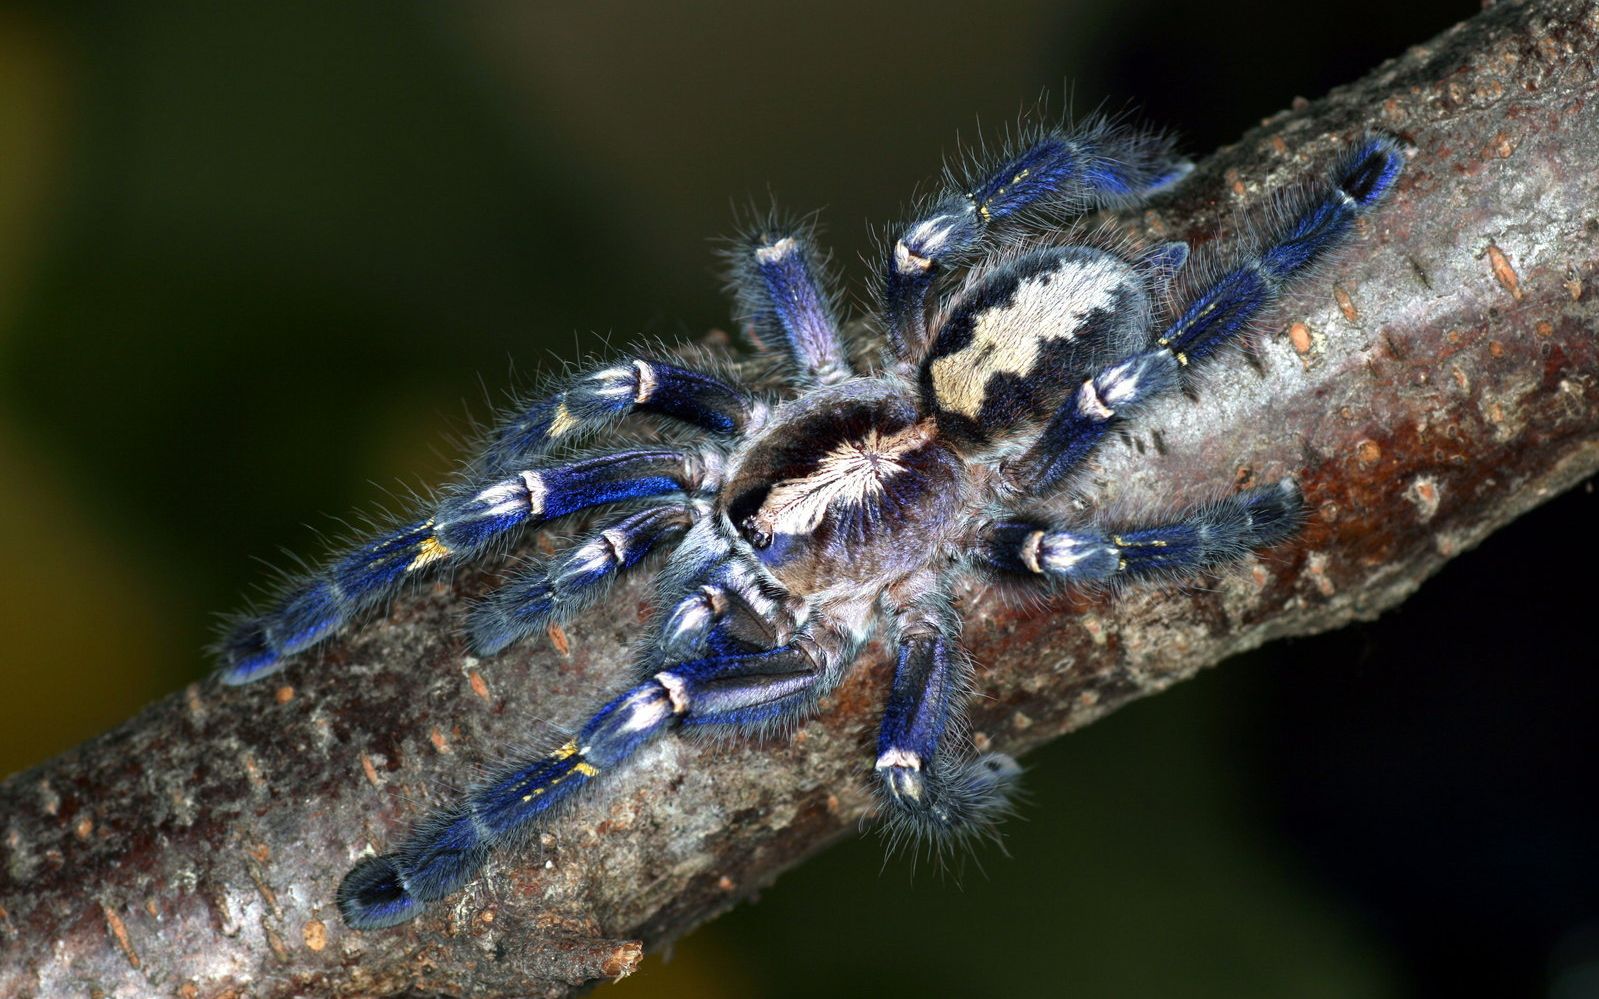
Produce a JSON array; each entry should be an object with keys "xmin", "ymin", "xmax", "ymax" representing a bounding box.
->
[
  {"xmin": 219, "ymin": 448, "xmax": 715, "ymax": 684},
  {"xmin": 480, "ymin": 357, "xmax": 753, "ymax": 474},
  {"xmin": 1009, "ymin": 138, "xmax": 1404, "ymax": 495},
  {"xmin": 728, "ymin": 221, "xmax": 851, "ymax": 385},
  {"xmin": 874, "ymin": 624, "xmax": 1020, "ymax": 844},
  {"xmin": 336, "ymin": 642, "xmax": 824, "ymax": 930},
  {"xmin": 469, "ymin": 502, "xmax": 700, "ymax": 655},
  {"xmin": 885, "ymin": 116, "xmax": 1191, "ymax": 360},
  {"xmin": 1158, "ymin": 137, "xmax": 1404, "ymax": 365},
  {"xmin": 976, "ymin": 480, "xmax": 1302, "ymax": 585},
  {"xmin": 1017, "ymin": 348, "xmax": 1182, "ymax": 492}
]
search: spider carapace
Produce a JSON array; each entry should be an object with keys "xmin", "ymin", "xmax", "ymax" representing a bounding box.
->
[{"xmin": 214, "ymin": 114, "xmax": 1403, "ymax": 930}]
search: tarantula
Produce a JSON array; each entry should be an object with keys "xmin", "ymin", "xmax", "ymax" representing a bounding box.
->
[{"xmin": 216, "ymin": 116, "xmax": 1403, "ymax": 930}]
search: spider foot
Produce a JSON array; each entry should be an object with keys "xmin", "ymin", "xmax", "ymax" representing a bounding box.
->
[
  {"xmin": 876, "ymin": 751, "xmax": 1023, "ymax": 847},
  {"xmin": 337, "ymin": 855, "xmax": 426, "ymax": 931}
]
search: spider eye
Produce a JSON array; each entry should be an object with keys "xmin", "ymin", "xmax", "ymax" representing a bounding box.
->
[
  {"xmin": 727, "ymin": 485, "xmax": 773, "ymax": 548},
  {"xmin": 738, "ymin": 515, "xmax": 773, "ymax": 550}
]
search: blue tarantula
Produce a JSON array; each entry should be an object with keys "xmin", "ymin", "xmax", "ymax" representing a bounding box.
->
[{"xmin": 216, "ymin": 116, "xmax": 1403, "ymax": 930}]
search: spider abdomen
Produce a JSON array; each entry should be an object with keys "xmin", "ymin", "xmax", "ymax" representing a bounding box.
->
[{"xmin": 920, "ymin": 245, "xmax": 1150, "ymax": 450}]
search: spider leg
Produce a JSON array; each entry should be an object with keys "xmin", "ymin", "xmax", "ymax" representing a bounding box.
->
[
  {"xmin": 886, "ymin": 117, "xmax": 1190, "ymax": 363},
  {"xmin": 1157, "ymin": 137, "xmax": 1404, "ymax": 365},
  {"xmin": 1016, "ymin": 347, "xmax": 1182, "ymax": 492},
  {"xmin": 480, "ymin": 358, "xmax": 754, "ymax": 474},
  {"xmin": 728, "ymin": 221, "xmax": 852, "ymax": 385},
  {"xmin": 657, "ymin": 583, "xmax": 730, "ymax": 662},
  {"xmin": 973, "ymin": 480, "xmax": 1302, "ymax": 585},
  {"xmin": 1013, "ymin": 138, "xmax": 1404, "ymax": 494},
  {"xmin": 875, "ymin": 631, "xmax": 1021, "ymax": 846},
  {"xmin": 873, "ymin": 597, "xmax": 1020, "ymax": 846},
  {"xmin": 1137, "ymin": 239, "xmax": 1192, "ymax": 280},
  {"xmin": 336, "ymin": 640, "xmax": 829, "ymax": 930},
  {"xmin": 219, "ymin": 447, "xmax": 719, "ymax": 684},
  {"xmin": 649, "ymin": 519, "xmax": 805, "ymax": 662},
  {"xmin": 468, "ymin": 500, "xmax": 705, "ymax": 655}
]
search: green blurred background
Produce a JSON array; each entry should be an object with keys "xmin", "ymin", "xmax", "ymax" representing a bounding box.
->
[{"xmin": 4, "ymin": 3, "xmax": 1596, "ymax": 996}]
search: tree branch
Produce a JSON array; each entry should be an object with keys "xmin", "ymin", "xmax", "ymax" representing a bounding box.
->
[{"xmin": 4, "ymin": 1, "xmax": 1597, "ymax": 995}]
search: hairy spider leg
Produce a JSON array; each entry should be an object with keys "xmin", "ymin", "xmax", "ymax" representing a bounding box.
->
[
  {"xmin": 874, "ymin": 618, "xmax": 1021, "ymax": 846},
  {"xmin": 654, "ymin": 559, "xmax": 805, "ymax": 668},
  {"xmin": 218, "ymin": 448, "xmax": 718, "ymax": 684},
  {"xmin": 975, "ymin": 480, "xmax": 1302, "ymax": 586},
  {"xmin": 648, "ymin": 517, "xmax": 806, "ymax": 665},
  {"xmin": 1158, "ymin": 137, "xmax": 1405, "ymax": 365},
  {"xmin": 657, "ymin": 583, "xmax": 730, "ymax": 662},
  {"xmin": 336, "ymin": 642, "xmax": 827, "ymax": 930},
  {"xmin": 885, "ymin": 117, "xmax": 1191, "ymax": 362},
  {"xmin": 1016, "ymin": 347, "xmax": 1182, "ymax": 492},
  {"xmin": 470, "ymin": 354, "xmax": 751, "ymax": 469},
  {"xmin": 469, "ymin": 501, "xmax": 703, "ymax": 655},
  {"xmin": 1014, "ymin": 138, "xmax": 1405, "ymax": 494},
  {"xmin": 1136, "ymin": 239, "xmax": 1192, "ymax": 279},
  {"xmin": 479, "ymin": 357, "xmax": 753, "ymax": 474},
  {"xmin": 728, "ymin": 222, "xmax": 851, "ymax": 385}
]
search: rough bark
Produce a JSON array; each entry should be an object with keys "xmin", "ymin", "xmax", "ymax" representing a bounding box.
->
[{"xmin": 3, "ymin": 1, "xmax": 1597, "ymax": 995}]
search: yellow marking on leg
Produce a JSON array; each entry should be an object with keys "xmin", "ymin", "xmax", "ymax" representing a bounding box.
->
[
  {"xmin": 1113, "ymin": 535, "xmax": 1169, "ymax": 549},
  {"xmin": 407, "ymin": 535, "xmax": 452, "ymax": 572},
  {"xmin": 547, "ymin": 401, "xmax": 580, "ymax": 438},
  {"xmin": 976, "ymin": 167, "xmax": 1031, "ymax": 223},
  {"xmin": 516, "ymin": 747, "xmax": 597, "ymax": 802},
  {"xmin": 520, "ymin": 776, "xmax": 563, "ymax": 803}
]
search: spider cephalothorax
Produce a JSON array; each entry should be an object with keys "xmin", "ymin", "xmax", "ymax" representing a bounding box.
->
[{"xmin": 215, "ymin": 115, "xmax": 1403, "ymax": 930}]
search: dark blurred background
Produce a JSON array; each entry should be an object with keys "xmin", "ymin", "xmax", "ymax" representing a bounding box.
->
[{"xmin": 2, "ymin": 2, "xmax": 1595, "ymax": 996}]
